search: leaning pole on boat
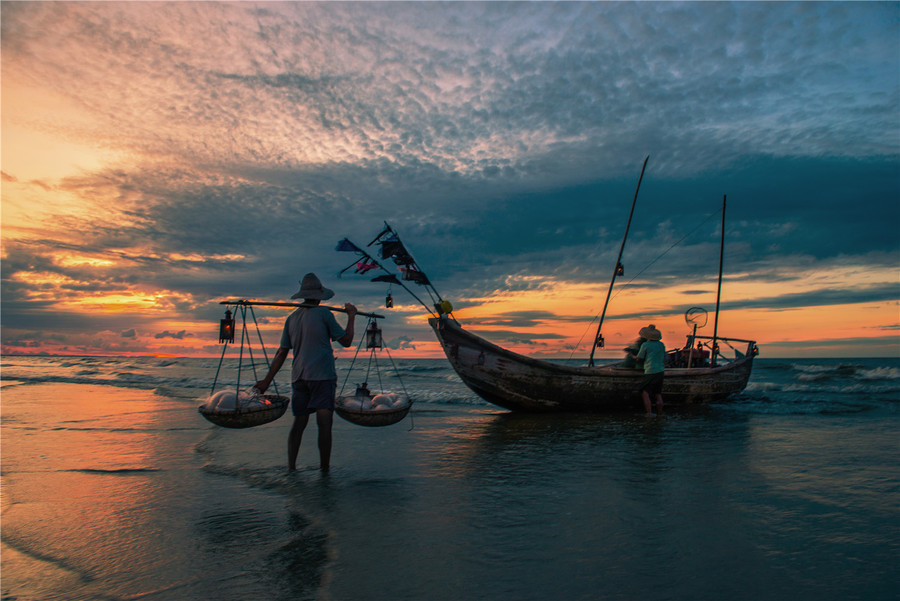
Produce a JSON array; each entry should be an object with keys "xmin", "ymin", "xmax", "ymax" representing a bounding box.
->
[
  {"xmin": 711, "ymin": 195, "xmax": 726, "ymax": 367},
  {"xmin": 588, "ymin": 156, "xmax": 649, "ymax": 367}
]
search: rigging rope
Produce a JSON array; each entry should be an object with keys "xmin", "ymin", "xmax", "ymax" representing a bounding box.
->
[{"xmin": 570, "ymin": 206, "xmax": 724, "ymax": 361}]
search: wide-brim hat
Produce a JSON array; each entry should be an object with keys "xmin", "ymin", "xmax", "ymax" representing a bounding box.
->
[
  {"xmin": 291, "ymin": 272, "xmax": 334, "ymax": 300},
  {"xmin": 639, "ymin": 324, "xmax": 662, "ymax": 341}
]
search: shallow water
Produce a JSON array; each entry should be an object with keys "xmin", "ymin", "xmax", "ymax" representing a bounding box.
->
[{"xmin": 1, "ymin": 357, "xmax": 898, "ymax": 600}]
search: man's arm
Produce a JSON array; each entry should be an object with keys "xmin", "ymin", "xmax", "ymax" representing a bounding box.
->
[
  {"xmin": 337, "ymin": 303, "xmax": 358, "ymax": 347},
  {"xmin": 254, "ymin": 347, "xmax": 289, "ymax": 393}
]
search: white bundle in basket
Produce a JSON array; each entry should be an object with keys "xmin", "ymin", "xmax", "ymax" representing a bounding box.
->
[
  {"xmin": 202, "ymin": 389, "xmax": 272, "ymax": 414},
  {"xmin": 339, "ymin": 396, "xmax": 366, "ymax": 411},
  {"xmin": 370, "ymin": 392, "xmax": 409, "ymax": 411},
  {"xmin": 338, "ymin": 391, "xmax": 409, "ymax": 412}
]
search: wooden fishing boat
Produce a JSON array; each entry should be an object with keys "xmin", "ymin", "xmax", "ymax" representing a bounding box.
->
[
  {"xmin": 428, "ymin": 316, "xmax": 756, "ymax": 412},
  {"xmin": 338, "ymin": 157, "xmax": 758, "ymax": 413}
]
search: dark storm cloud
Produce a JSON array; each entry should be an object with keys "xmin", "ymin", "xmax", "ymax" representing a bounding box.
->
[
  {"xmin": 154, "ymin": 330, "xmax": 188, "ymax": 340},
  {"xmin": 386, "ymin": 335, "xmax": 416, "ymax": 351},
  {"xmin": 462, "ymin": 330, "xmax": 566, "ymax": 348},
  {"xmin": 464, "ymin": 311, "xmax": 587, "ymax": 328},
  {"xmin": 613, "ymin": 283, "xmax": 900, "ymax": 321}
]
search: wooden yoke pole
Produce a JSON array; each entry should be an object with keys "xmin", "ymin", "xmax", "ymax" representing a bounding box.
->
[{"xmin": 220, "ymin": 299, "xmax": 385, "ymax": 319}]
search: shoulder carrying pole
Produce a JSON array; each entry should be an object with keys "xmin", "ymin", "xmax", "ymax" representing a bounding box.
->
[{"xmin": 219, "ymin": 299, "xmax": 385, "ymax": 319}]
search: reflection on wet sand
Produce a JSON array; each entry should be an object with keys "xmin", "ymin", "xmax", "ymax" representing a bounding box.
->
[
  {"xmin": 1, "ymin": 383, "xmax": 203, "ymax": 599},
  {"xmin": 423, "ymin": 408, "xmax": 748, "ymax": 481}
]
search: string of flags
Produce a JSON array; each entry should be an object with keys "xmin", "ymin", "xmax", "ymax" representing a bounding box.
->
[{"xmin": 336, "ymin": 222, "xmax": 448, "ymax": 316}]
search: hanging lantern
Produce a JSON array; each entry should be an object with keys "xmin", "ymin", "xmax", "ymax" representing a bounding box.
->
[
  {"xmin": 616, "ymin": 262, "xmax": 624, "ymax": 276},
  {"xmin": 386, "ymin": 292, "xmax": 393, "ymax": 308},
  {"xmin": 219, "ymin": 309, "xmax": 235, "ymax": 343},
  {"xmin": 596, "ymin": 334, "xmax": 605, "ymax": 348},
  {"xmin": 365, "ymin": 321, "xmax": 383, "ymax": 349}
]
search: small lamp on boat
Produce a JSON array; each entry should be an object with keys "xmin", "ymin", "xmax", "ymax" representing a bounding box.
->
[
  {"xmin": 616, "ymin": 262, "xmax": 624, "ymax": 276},
  {"xmin": 219, "ymin": 309, "xmax": 235, "ymax": 344},
  {"xmin": 386, "ymin": 292, "xmax": 393, "ymax": 308}
]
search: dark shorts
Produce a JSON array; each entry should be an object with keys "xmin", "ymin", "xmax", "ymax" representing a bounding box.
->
[
  {"xmin": 640, "ymin": 372, "xmax": 664, "ymax": 395},
  {"xmin": 291, "ymin": 379, "xmax": 337, "ymax": 415}
]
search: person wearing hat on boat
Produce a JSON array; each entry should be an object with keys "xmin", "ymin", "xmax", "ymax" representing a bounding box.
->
[
  {"xmin": 621, "ymin": 336, "xmax": 647, "ymax": 369},
  {"xmin": 254, "ymin": 273, "xmax": 357, "ymax": 472},
  {"xmin": 629, "ymin": 324, "xmax": 665, "ymax": 416}
]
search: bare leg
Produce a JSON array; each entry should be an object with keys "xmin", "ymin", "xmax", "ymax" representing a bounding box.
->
[
  {"xmin": 288, "ymin": 414, "xmax": 310, "ymax": 471},
  {"xmin": 315, "ymin": 409, "xmax": 333, "ymax": 472},
  {"xmin": 655, "ymin": 394, "xmax": 664, "ymax": 415},
  {"xmin": 642, "ymin": 390, "xmax": 654, "ymax": 416}
]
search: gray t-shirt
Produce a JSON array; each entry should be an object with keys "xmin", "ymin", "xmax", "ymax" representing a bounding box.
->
[{"xmin": 279, "ymin": 307, "xmax": 346, "ymax": 381}]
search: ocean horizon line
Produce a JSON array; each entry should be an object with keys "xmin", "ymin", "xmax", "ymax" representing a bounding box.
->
[{"xmin": 2, "ymin": 352, "xmax": 898, "ymax": 361}]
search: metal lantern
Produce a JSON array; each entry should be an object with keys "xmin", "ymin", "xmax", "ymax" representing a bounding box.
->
[
  {"xmin": 219, "ymin": 309, "xmax": 235, "ymax": 343},
  {"xmin": 365, "ymin": 321, "xmax": 383, "ymax": 349}
]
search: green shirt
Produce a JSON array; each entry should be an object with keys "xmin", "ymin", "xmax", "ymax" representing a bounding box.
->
[{"xmin": 636, "ymin": 340, "xmax": 666, "ymax": 374}]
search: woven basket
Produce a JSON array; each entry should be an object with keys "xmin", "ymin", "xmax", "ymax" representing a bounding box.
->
[
  {"xmin": 198, "ymin": 394, "xmax": 290, "ymax": 429},
  {"xmin": 335, "ymin": 395, "xmax": 412, "ymax": 427}
]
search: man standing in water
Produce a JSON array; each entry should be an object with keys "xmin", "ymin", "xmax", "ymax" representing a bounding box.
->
[
  {"xmin": 629, "ymin": 324, "xmax": 665, "ymax": 416},
  {"xmin": 255, "ymin": 273, "xmax": 357, "ymax": 472}
]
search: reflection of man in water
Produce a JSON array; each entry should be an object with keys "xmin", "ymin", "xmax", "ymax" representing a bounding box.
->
[
  {"xmin": 629, "ymin": 324, "xmax": 665, "ymax": 416},
  {"xmin": 255, "ymin": 273, "xmax": 357, "ymax": 472}
]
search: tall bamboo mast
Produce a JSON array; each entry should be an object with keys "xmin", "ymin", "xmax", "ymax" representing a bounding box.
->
[
  {"xmin": 711, "ymin": 195, "xmax": 726, "ymax": 367},
  {"xmin": 588, "ymin": 156, "xmax": 649, "ymax": 367}
]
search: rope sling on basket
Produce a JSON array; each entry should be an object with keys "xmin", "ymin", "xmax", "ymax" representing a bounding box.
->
[
  {"xmin": 198, "ymin": 304, "xmax": 289, "ymax": 428},
  {"xmin": 336, "ymin": 318, "xmax": 413, "ymax": 428}
]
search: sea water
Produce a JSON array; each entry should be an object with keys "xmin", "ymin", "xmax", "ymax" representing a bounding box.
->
[{"xmin": 1, "ymin": 356, "xmax": 898, "ymax": 601}]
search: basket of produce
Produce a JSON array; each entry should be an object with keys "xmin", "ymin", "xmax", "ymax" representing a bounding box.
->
[
  {"xmin": 335, "ymin": 391, "xmax": 412, "ymax": 427},
  {"xmin": 198, "ymin": 389, "xmax": 290, "ymax": 429}
]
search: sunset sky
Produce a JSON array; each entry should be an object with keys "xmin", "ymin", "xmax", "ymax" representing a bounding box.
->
[{"xmin": 2, "ymin": 1, "xmax": 898, "ymax": 360}]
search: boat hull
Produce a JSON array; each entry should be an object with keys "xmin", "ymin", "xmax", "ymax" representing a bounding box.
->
[{"xmin": 429, "ymin": 317, "xmax": 755, "ymax": 412}]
